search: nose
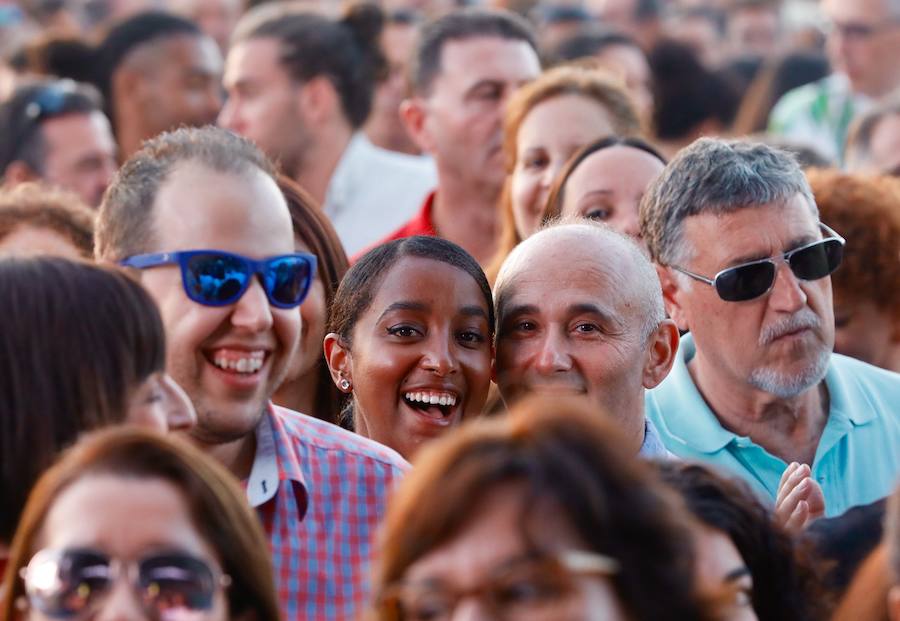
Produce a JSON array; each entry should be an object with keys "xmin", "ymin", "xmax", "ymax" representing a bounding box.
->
[
  {"xmin": 768, "ymin": 262, "xmax": 807, "ymax": 313},
  {"xmin": 450, "ymin": 598, "xmax": 493, "ymax": 621},
  {"xmin": 230, "ymin": 277, "xmax": 274, "ymax": 333},
  {"xmin": 160, "ymin": 373, "xmax": 196, "ymax": 431},
  {"xmin": 217, "ymin": 97, "xmax": 238, "ymax": 130},
  {"xmin": 621, "ymin": 207, "xmax": 641, "ymax": 239},
  {"xmin": 420, "ymin": 333, "xmax": 459, "ymax": 377},
  {"xmin": 533, "ymin": 329, "xmax": 572, "ymax": 374},
  {"xmin": 93, "ymin": 577, "xmax": 146, "ymax": 621},
  {"xmin": 541, "ymin": 158, "xmax": 565, "ymax": 190}
]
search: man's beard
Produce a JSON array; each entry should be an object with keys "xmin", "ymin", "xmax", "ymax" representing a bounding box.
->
[{"xmin": 747, "ymin": 308, "xmax": 830, "ymax": 398}]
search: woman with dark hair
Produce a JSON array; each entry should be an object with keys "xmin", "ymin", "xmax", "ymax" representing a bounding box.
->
[
  {"xmin": 0, "ymin": 257, "xmax": 195, "ymax": 570},
  {"xmin": 273, "ymin": 176, "xmax": 350, "ymax": 426},
  {"xmin": 372, "ymin": 394, "xmax": 721, "ymax": 621},
  {"xmin": 541, "ymin": 135, "xmax": 666, "ymax": 245},
  {"xmin": 657, "ymin": 462, "xmax": 829, "ymax": 621},
  {"xmin": 1, "ymin": 427, "xmax": 281, "ymax": 620},
  {"xmin": 324, "ymin": 236, "xmax": 493, "ymax": 459}
]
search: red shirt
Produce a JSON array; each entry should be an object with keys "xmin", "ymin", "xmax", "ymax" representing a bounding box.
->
[{"xmin": 352, "ymin": 191, "xmax": 437, "ymax": 262}]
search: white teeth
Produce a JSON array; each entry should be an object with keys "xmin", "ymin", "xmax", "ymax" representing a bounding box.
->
[
  {"xmin": 404, "ymin": 391, "xmax": 458, "ymax": 407},
  {"xmin": 212, "ymin": 353, "xmax": 265, "ymax": 374}
]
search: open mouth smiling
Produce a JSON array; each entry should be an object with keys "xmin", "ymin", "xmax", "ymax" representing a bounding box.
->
[{"xmin": 401, "ymin": 390, "xmax": 461, "ymax": 424}]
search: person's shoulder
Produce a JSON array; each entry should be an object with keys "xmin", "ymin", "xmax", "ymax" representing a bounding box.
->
[
  {"xmin": 769, "ymin": 75, "xmax": 838, "ymax": 123},
  {"xmin": 271, "ymin": 405, "xmax": 410, "ymax": 473},
  {"xmin": 357, "ymin": 136, "xmax": 436, "ymax": 176},
  {"xmin": 830, "ymin": 353, "xmax": 900, "ymax": 392}
]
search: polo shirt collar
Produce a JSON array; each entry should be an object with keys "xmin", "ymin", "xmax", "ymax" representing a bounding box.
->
[{"xmin": 663, "ymin": 334, "xmax": 740, "ymax": 454}]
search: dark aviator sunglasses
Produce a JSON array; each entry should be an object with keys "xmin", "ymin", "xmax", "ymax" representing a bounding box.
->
[{"xmin": 669, "ymin": 223, "xmax": 845, "ymax": 302}]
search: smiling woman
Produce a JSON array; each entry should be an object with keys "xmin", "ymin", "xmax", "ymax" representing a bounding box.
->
[{"xmin": 324, "ymin": 236, "xmax": 494, "ymax": 459}]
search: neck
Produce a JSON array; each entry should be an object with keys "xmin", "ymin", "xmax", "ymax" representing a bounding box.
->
[
  {"xmin": 688, "ymin": 352, "xmax": 829, "ymax": 465},
  {"xmin": 294, "ymin": 123, "xmax": 353, "ymax": 205},
  {"xmin": 885, "ymin": 344, "xmax": 900, "ymax": 374},
  {"xmin": 272, "ymin": 369, "xmax": 319, "ymax": 417},
  {"xmin": 114, "ymin": 112, "xmax": 148, "ymax": 163},
  {"xmin": 196, "ymin": 430, "xmax": 257, "ymax": 481},
  {"xmin": 431, "ymin": 170, "xmax": 500, "ymax": 265}
]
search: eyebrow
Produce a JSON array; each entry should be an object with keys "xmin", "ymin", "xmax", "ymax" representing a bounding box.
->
[
  {"xmin": 724, "ymin": 566, "xmax": 752, "ymax": 582},
  {"xmin": 460, "ymin": 305, "xmax": 489, "ymax": 320},
  {"xmin": 725, "ymin": 234, "xmax": 822, "ymax": 267},
  {"xmin": 498, "ymin": 303, "xmax": 539, "ymax": 323},
  {"xmin": 377, "ymin": 301, "xmax": 429, "ymax": 323}
]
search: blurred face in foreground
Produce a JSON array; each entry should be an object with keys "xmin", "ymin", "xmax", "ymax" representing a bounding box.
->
[{"xmin": 383, "ymin": 483, "xmax": 628, "ymax": 621}]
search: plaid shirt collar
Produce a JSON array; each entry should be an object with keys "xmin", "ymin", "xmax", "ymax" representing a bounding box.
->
[{"xmin": 246, "ymin": 405, "xmax": 308, "ymax": 517}]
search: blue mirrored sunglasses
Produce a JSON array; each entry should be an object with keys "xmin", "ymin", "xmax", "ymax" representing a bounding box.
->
[{"xmin": 121, "ymin": 250, "xmax": 317, "ymax": 309}]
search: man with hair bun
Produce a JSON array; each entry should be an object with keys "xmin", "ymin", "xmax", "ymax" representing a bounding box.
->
[
  {"xmin": 219, "ymin": 2, "xmax": 435, "ymax": 256},
  {"xmin": 641, "ymin": 137, "xmax": 900, "ymax": 522}
]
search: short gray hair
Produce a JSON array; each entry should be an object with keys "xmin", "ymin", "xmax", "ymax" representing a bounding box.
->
[
  {"xmin": 639, "ymin": 138, "xmax": 817, "ymax": 265},
  {"xmin": 495, "ymin": 218, "xmax": 666, "ymax": 341}
]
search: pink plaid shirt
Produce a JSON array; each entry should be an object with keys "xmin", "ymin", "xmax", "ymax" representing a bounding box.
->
[{"xmin": 247, "ymin": 404, "xmax": 408, "ymax": 620}]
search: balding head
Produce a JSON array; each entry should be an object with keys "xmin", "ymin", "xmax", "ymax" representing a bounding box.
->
[
  {"xmin": 496, "ymin": 220, "xmax": 665, "ymax": 339},
  {"xmin": 493, "ymin": 219, "xmax": 677, "ymax": 454}
]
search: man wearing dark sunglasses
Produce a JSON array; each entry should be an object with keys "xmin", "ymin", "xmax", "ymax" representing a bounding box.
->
[
  {"xmin": 96, "ymin": 126, "xmax": 408, "ymax": 620},
  {"xmin": 641, "ymin": 138, "xmax": 900, "ymax": 524},
  {"xmin": 0, "ymin": 79, "xmax": 117, "ymax": 208}
]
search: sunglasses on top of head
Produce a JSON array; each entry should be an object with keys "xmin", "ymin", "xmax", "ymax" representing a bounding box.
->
[
  {"xmin": 669, "ymin": 223, "xmax": 845, "ymax": 303},
  {"xmin": 121, "ymin": 249, "xmax": 318, "ymax": 309},
  {"xmin": 19, "ymin": 547, "xmax": 230, "ymax": 619}
]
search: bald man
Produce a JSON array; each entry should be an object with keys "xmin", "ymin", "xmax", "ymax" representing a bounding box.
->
[{"xmin": 493, "ymin": 219, "xmax": 679, "ymax": 456}]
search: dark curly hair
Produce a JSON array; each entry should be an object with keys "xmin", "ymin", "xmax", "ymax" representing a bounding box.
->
[{"xmin": 657, "ymin": 462, "xmax": 831, "ymax": 621}]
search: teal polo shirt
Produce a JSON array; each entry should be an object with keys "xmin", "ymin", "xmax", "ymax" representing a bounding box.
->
[{"xmin": 646, "ymin": 334, "xmax": 900, "ymax": 518}]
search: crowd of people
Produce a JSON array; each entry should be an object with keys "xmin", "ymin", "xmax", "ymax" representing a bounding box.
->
[{"xmin": 0, "ymin": 0, "xmax": 899, "ymax": 619}]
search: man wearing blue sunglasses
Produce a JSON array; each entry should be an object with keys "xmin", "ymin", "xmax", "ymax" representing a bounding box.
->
[
  {"xmin": 96, "ymin": 126, "xmax": 408, "ymax": 620},
  {"xmin": 641, "ymin": 138, "xmax": 900, "ymax": 527}
]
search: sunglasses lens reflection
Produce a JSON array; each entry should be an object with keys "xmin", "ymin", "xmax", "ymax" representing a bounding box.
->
[
  {"xmin": 716, "ymin": 261, "xmax": 775, "ymax": 302},
  {"xmin": 184, "ymin": 253, "xmax": 250, "ymax": 305}
]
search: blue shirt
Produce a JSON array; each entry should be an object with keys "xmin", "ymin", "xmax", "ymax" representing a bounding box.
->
[{"xmin": 646, "ymin": 334, "xmax": 900, "ymax": 517}]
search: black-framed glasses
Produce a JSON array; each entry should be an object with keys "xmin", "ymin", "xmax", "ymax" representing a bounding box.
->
[
  {"xmin": 376, "ymin": 551, "xmax": 619, "ymax": 621},
  {"xmin": 669, "ymin": 223, "xmax": 845, "ymax": 302},
  {"xmin": 121, "ymin": 249, "xmax": 317, "ymax": 309},
  {"xmin": 19, "ymin": 548, "xmax": 231, "ymax": 619}
]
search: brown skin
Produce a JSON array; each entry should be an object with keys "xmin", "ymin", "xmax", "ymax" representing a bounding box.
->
[{"xmin": 113, "ymin": 34, "xmax": 223, "ymax": 160}]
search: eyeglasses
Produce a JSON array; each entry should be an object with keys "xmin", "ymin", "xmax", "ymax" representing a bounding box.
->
[
  {"xmin": 669, "ymin": 223, "xmax": 845, "ymax": 302},
  {"xmin": 121, "ymin": 249, "xmax": 317, "ymax": 309},
  {"xmin": 376, "ymin": 551, "xmax": 619, "ymax": 621},
  {"xmin": 19, "ymin": 548, "xmax": 231, "ymax": 619}
]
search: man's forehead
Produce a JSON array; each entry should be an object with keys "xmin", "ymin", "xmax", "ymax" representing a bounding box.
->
[
  {"xmin": 498, "ymin": 252, "xmax": 632, "ymax": 315},
  {"xmin": 823, "ymin": 0, "xmax": 895, "ymax": 21},
  {"xmin": 437, "ymin": 36, "xmax": 535, "ymax": 75},
  {"xmin": 152, "ymin": 161, "xmax": 288, "ymax": 237}
]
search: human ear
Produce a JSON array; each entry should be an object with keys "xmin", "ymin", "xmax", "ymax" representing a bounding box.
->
[
  {"xmin": 642, "ymin": 318, "xmax": 679, "ymax": 389},
  {"xmin": 323, "ymin": 332, "xmax": 352, "ymax": 391},
  {"xmin": 400, "ymin": 97, "xmax": 434, "ymax": 154},
  {"xmin": 3, "ymin": 160, "xmax": 39, "ymax": 185},
  {"xmin": 298, "ymin": 75, "xmax": 338, "ymax": 125},
  {"xmin": 888, "ymin": 584, "xmax": 900, "ymax": 621},
  {"xmin": 657, "ymin": 264, "xmax": 690, "ymax": 332}
]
